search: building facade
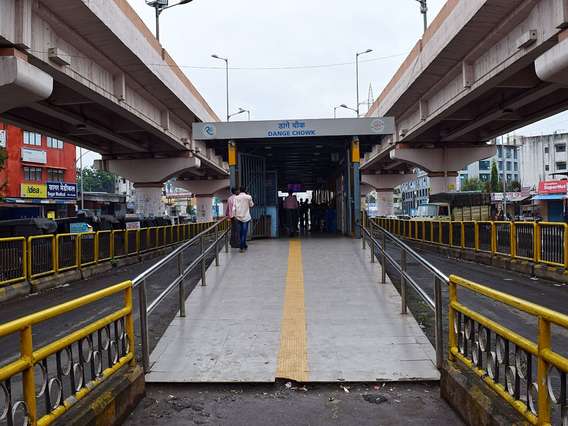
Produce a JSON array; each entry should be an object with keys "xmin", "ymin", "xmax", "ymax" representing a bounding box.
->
[
  {"xmin": 517, "ymin": 133, "xmax": 568, "ymax": 189},
  {"xmin": 400, "ymin": 170, "xmax": 430, "ymax": 216},
  {"xmin": 0, "ymin": 123, "xmax": 77, "ymax": 219},
  {"xmin": 458, "ymin": 136, "xmax": 521, "ymax": 189}
]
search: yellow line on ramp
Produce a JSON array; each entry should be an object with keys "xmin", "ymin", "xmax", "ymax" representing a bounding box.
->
[{"xmin": 276, "ymin": 239, "xmax": 309, "ymax": 382}]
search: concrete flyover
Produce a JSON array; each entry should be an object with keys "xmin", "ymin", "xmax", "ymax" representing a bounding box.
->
[
  {"xmin": 0, "ymin": 0, "xmax": 228, "ymax": 216},
  {"xmin": 362, "ymin": 0, "xmax": 568, "ymax": 208}
]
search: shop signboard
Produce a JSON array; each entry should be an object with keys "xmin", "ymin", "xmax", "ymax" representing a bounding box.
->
[
  {"xmin": 126, "ymin": 221, "xmax": 141, "ymax": 230},
  {"xmin": 538, "ymin": 180, "xmax": 568, "ymax": 194},
  {"xmin": 0, "ymin": 130, "xmax": 6, "ymax": 148},
  {"xmin": 70, "ymin": 223, "xmax": 90, "ymax": 234},
  {"xmin": 20, "ymin": 183, "xmax": 47, "ymax": 199},
  {"xmin": 21, "ymin": 147, "xmax": 47, "ymax": 164},
  {"xmin": 46, "ymin": 182, "xmax": 77, "ymax": 199}
]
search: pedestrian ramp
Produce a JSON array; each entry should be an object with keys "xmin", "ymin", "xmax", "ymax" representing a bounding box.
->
[{"xmin": 145, "ymin": 238, "xmax": 439, "ymax": 383}]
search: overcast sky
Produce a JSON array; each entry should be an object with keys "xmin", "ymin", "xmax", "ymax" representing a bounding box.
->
[{"xmin": 80, "ymin": 0, "xmax": 568, "ymax": 165}]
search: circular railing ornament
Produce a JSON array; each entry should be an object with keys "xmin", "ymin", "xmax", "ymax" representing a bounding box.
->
[
  {"xmin": 0, "ymin": 383, "xmax": 10, "ymax": 421},
  {"xmin": 487, "ymin": 351, "xmax": 497, "ymax": 379},
  {"xmin": 506, "ymin": 366, "xmax": 517, "ymax": 396},
  {"xmin": 514, "ymin": 348, "xmax": 528, "ymax": 380},
  {"xmin": 528, "ymin": 382, "xmax": 539, "ymax": 416},
  {"xmin": 48, "ymin": 378, "xmax": 63, "ymax": 410},
  {"xmin": 10, "ymin": 401, "xmax": 28, "ymax": 426}
]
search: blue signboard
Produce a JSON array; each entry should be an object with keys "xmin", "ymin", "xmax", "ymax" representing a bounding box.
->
[
  {"xmin": 47, "ymin": 182, "xmax": 77, "ymax": 199},
  {"xmin": 70, "ymin": 222, "xmax": 90, "ymax": 234}
]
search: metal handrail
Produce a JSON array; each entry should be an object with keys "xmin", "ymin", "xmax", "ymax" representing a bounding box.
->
[
  {"xmin": 361, "ymin": 218, "xmax": 446, "ymax": 369},
  {"xmin": 134, "ymin": 218, "xmax": 231, "ymax": 372}
]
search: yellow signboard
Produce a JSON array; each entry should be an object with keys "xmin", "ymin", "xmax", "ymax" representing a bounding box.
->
[{"xmin": 21, "ymin": 183, "xmax": 47, "ymax": 199}]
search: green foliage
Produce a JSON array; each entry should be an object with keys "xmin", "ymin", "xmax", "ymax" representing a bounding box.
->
[
  {"xmin": 76, "ymin": 166, "xmax": 117, "ymax": 193},
  {"xmin": 507, "ymin": 180, "xmax": 521, "ymax": 192},
  {"xmin": 461, "ymin": 177, "xmax": 485, "ymax": 192},
  {"xmin": 0, "ymin": 147, "xmax": 7, "ymax": 196},
  {"xmin": 490, "ymin": 161, "xmax": 500, "ymax": 192}
]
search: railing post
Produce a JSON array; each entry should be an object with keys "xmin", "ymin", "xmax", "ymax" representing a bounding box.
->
[
  {"xmin": 564, "ymin": 224, "xmax": 568, "ymax": 269},
  {"xmin": 510, "ymin": 222, "xmax": 516, "ymax": 259},
  {"xmin": 200, "ymin": 234, "xmax": 207, "ymax": 286},
  {"xmin": 448, "ymin": 278, "xmax": 457, "ymax": 361},
  {"xmin": 21, "ymin": 325, "xmax": 37, "ymax": 425},
  {"xmin": 537, "ymin": 317, "xmax": 552, "ymax": 424},
  {"xmin": 225, "ymin": 221, "xmax": 230, "ymax": 253},
  {"xmin": 215, "ymin": 224, "xmax": 220, "ymax": 267},
  {"xmin": 362, "ymin": 212, "xmax": 367, "ymax": 250},
  {"xmin": 138, "ymin": 279, "xmax": 150, "ymax": 372},
  {"xmin": 124, "ymin": 284, "xmax": 136, "ymax": 366},
  {"xmin": 178, "ymin": 252, "xmax": 186, "ymax": 317},
  {"xmin": 370, "ymin": 236, "xmax": 375, "ymax": 263},
  {"xmin": 400, "ymin": 249, "xmax": 407, "ymax": 314},
  {"xmin": 381, "ymin": 231, "xmax": 387, "ymax": 284},
  {"xmin": 434, "ymin": 276, "xmax": 444, "ymax": 369}
]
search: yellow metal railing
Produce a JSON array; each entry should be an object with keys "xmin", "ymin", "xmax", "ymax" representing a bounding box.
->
[
  {"xmin": 370, "ymin": 218, "xmax": 568, "ymax": 270},
  {"xmin": 0, "ymin": 222, "xmax": 218, "ymax": 287},
  {"xmin": 0, "ymin": 237, "xmax": 27, "ymax": 286},
  {"xmin": 0, "ymin": 281, "xmax": 135, "ymax": 426},
  {"xmin": 449, "ymin": 275, "xmax": 568, "ymax": 425}
]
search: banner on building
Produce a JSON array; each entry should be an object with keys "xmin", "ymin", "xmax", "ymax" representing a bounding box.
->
[
  {"xmin": 538, "ymin": 180, "xmax": 568, "ymax": 194},
  {"xmin": 21, "ymin": 148, "xmax": 47, "ymax": 164},
  {"xmin": 47, "ymin": 182, "xmax": 77, "ymax": 199},
  {"xmin": 21, "ymin": 183, "xmax": 47, "ymax": 199},
  {"xmin": 0, "ymin": 130, "xmax": 6, "ymax": 148}
]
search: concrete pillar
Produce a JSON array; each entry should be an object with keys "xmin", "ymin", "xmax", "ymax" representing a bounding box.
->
[
  {"xmin": 0, "ymin": 51, "xmax": 53, "ymax": 113},
  {"xmin": 94, "ymin": 156, "xmax": 203, "ymax": 218},
  {"xmin": 352, "ymin": 137, "xmax": 361, "ymax": 238},
  {"xmin": 390, "ymin": 145, "xmax": 496, "ymax": 195},
  {"xmin": 196, "ymin": 197, "xmax": 214, "ymax": 222},
  {"xmin": 228, "ymin": 141, "xmax": 237, "ymax": 190},
  {"xmin": 376, "ymin": 191, "xmax": 395, "ymax": 217},
  {"xmin": 134, "ymin": 185, "xmax": 163, "ymax": 218}
]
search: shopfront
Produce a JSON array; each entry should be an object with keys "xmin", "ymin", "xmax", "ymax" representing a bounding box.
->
[{"xmin": 532, "ymin": 180, "xmax": 568, "ymax": 222}]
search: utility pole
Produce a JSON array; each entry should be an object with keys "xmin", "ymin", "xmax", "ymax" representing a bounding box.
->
[{"xmin": 416, "ymin": 0, "xmax": 428, "ymax": 33}]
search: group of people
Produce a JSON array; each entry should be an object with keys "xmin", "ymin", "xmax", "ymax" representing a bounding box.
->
[
  {"xmin": 226, "ymin": 187, "xmax": 254, "ymax": 252},
  {"xmin": 280, "ymin": 193, "xmax": 337, "ymax": 236}
]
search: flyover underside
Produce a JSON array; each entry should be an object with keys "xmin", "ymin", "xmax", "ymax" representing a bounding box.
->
[{"xmin": 146, "ymin": 238, "xmax": 438, "ymax": 383}]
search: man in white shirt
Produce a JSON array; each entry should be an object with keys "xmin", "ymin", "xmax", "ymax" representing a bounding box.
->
[{"xmin": 232, "ymin": 186, "xmax": 254, "ymax": 252}]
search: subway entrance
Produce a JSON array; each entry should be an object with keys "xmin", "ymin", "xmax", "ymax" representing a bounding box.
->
[{"xmin": 192, "ymin": 117, "xmax": 394, "ymax": 239}]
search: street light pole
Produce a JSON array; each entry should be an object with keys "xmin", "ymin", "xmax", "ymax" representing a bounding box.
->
[
  {"xmin": 228, "ymin": 108, "xmax": 250, "ymax": 121},
  {"xmin": 340, "ymin": 104, "xmax": 358, "ymax": 116},
  {"xmin": 212, "ymin": 55, "xmax": 229, "ymax": 122},
  {"xmin": 416, "ymin": 0, "xmax": 428, "ymax": 33},
  {"xmin": 147, "ymin": 0, "xmax": 194, "ymax": 42},
  {"xmin": 356, "ymin": 49, "xmax": 373, "ymax": 117}
]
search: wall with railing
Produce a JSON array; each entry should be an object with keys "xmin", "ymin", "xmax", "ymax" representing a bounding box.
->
[
  {"xmin": 0, "ymin": 222, "xmax": 219, "ymax": 287},
  {"xmin": 374, "ymin": 218, "xmax": 568, "ymax": 269}
]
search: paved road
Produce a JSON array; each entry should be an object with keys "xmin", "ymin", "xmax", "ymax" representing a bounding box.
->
[{"xmin": 125, "ymin": 382, "xmax": 462, "ymax": 426}]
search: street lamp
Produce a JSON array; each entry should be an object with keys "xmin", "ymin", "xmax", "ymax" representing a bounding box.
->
[
  {"xmin": 340, "ymin": 104, "xmax": 358, "ymax": 115},
  {"xmin": 334, "ymin": 106, "xmax": 341, "ymax": 118},
  {"xmin": 146, "ymin": 0, "xmax": 194, "ymax": 42},
  {"xmin": 415, "ymin": 0, "xmax": 428, "ymax": 33},
  {"xmin": 356, "ymin": 49, "xmax": 373, "ymax": 117},
  {"xmin": 212, "ymin": 54, "xmax": 229, "ymax": 122},
  {"xmin": 229, "ymin": 108, "xmax": 250, "ymax": 121}
]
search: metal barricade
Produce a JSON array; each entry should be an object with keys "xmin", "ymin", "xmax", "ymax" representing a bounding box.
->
[
  {"xmin": 463, "ymin": 222, "xmax": 476, "ymax": 250},
  {"xmin": 417, "ymin": 221, "xmax": 424, "ymax": 241},
  {"xmin": 495, "ymin": 222, "xmax": 512, "ymax": 256},
  {"xmin": 539, "ymin": 222, "xmax": 567, "ymax": 267},
  {"xmin": 514, "ymin": 222, "xmax": 535, "ymax": 261},
  {"xmin": 112, "ymin": 230, "xmax": 127, "ymax": 258},
  {"xmin": 477, "ymin": 221, "xmax": 493, "ymax": 253},
  {"xmin": 98, "ymin": 230, "xmax": 112, "ymax": 262},
  {"xmin": 425, "ymin": 221, "xmax": 432, "ymax": 242},
  {"xmin": 0, "ymin": 281, "xmax": 135, "ymax": 426},
  {"xmin": 139, "ymin": 228, "xmax": 150, "ymax": 252},
  {"xmin": 449, "ymin": 275, "xmax": 568, "ymax": 425},
  {"xmin": 441, "ymin": 222, "xmax": 450, "ymax": 246},
  {"xmin": 451, "ymin": 222, "xmax": 462, "ymax": 247},
  {"xmin": 127, "ymin": 229, "xmax": 139, "ymax": 255},
  {"xmin": 0, "ymin": 237, "xmax": 27, "ymax": 286},
  {"xmin": 432, "ymin": 221, "xmax": 440, "ymax": 244},
  {"xmin": 56, "ymin": 233, "xmax": 79, "ymax": 272},
  {"xmin": 79, "ymin": 232, "xmax": 97, "ymax": 267},
  {"xmin": 28, "ymin": 235, "xmax": 55, "ymax": 280}
]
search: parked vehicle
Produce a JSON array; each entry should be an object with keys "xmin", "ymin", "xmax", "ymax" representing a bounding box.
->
[{"xmin": 411, "ymin": 192, "xmax": 492, "ymax": 221}]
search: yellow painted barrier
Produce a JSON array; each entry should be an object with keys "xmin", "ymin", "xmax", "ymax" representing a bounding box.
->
[
  {"xmin": 448, "ymin": 275, "xmax": 568, "ymax": 425},
  {"xmin": 55, "ymin": 233, "xmax": 79, "ymax": 272},
  {"xmin": 381, "ymin": 219, "xmax": 568, "ymax": 270},
  {"xmin": 0, "ymin": 237, "xmax": 27, "ymax": 286},
  {"xmin": 28, "ymin": 235, "xmax": 56, "ymax": 279},
  {"xmin": 0, "ymin": 281, "xmax": 135, "ymax": 426}
]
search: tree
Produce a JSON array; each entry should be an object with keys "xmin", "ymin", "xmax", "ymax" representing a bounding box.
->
[
  {"xmin": 76, "ymin": 167, "xmax": 117, "ymax": 193},
  {"xmin": 490, "ymin": 161, "xmax": 500, "ymax": 192},
  {"xmin": 0, "ymin": 147, "xmax": 7, "ymax": 197},
  {"xmin": 507, "ymin": 180, "xmax": 521, "ymax": 192},
  {"xmin": 461, "ymin": 177, "xmax": 485, "ymax": 192}
]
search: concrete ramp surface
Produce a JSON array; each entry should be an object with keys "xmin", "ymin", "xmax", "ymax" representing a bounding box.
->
[{"xmin": 146, "ymin": 238, "xmax": 439, "ymax": 383}]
